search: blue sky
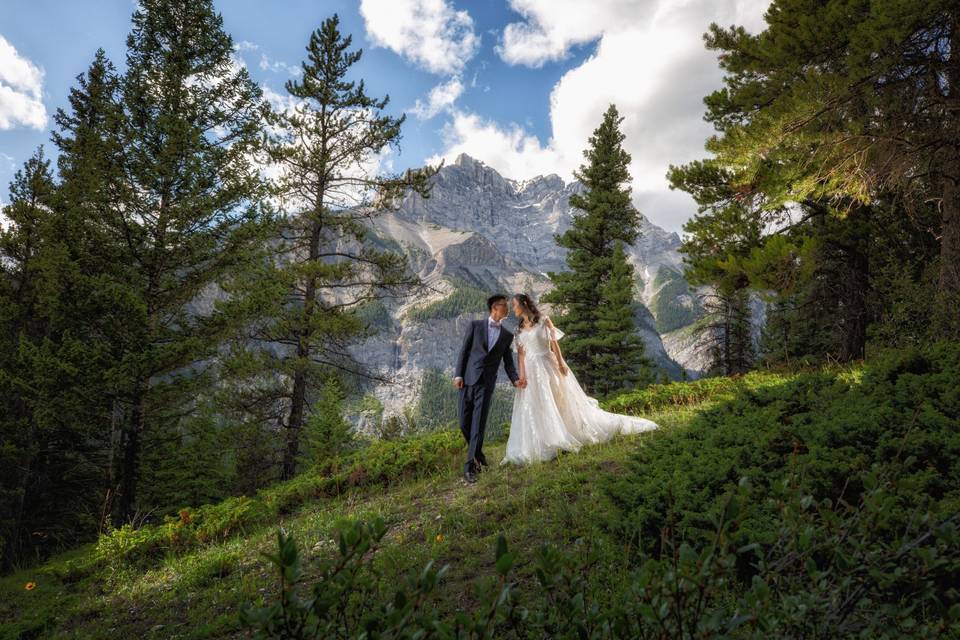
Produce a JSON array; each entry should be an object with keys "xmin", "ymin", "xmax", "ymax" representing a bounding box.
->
[{"xmin": 0, "ymin": 0, "xmax": 770, "ymax": 233}]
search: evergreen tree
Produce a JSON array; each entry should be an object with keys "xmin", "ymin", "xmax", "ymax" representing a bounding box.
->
[
  {"xmin": 300, "ymin": 377, "xmax": 355, "ymax": 466},
  {"xmin": 219, "ymin": 15, "xmax": 435, "ymax": 480},
  {"xmin": 0, "ymin": 149, "xmax": 58, "ymax": 570},
  {"xmin": 107, "ymin": 0, "xmax": 269, "ymax": 521},
  {"xmin": 593, "ymin": 242, "xmax": 654, "ymax": 396},
  {"xmin": 49, "ymin": 51, "xmax": 132, "ymax": 527},
  {"xmin": 668, "ymin": 160, "xmax": 763, "ymax": 374},
  {"xmin": 0, "ymin": 142, "xmax": 118, "ymax": 569},
  {"xmin": 702, "ymin": 0, "xmax": 960, "ymax": 334},
  {"xmin": 543, "ymin": 104, "xmax": 651, "ymax": 395}
]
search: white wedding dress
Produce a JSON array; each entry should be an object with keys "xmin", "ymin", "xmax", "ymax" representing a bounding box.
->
[{"xmin": 500, "ymin": 317, "xmax": 659, "ymax": 465}]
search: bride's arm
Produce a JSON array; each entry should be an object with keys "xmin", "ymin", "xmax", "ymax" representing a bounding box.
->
[{"xmin": 544, "ymin": 317, "xmax": 568, "ymax": 376}]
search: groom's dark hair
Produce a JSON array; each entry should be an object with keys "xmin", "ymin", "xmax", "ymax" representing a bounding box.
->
[{"xmin": 487, "ymin": 294, "xmax": 507, "ymax": 311}]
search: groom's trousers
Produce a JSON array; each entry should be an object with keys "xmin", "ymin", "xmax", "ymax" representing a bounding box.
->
[{"xmin": 458, "ymin": 381, "xmax": 495, "ymax": 473}]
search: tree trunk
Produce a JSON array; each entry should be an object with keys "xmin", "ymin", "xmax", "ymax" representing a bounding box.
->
[
  {"xmin": 282, "ymin": 213, "xmax": 322, "ymax": 480},
  {"xmin": 3, "ymin": 453, "xmax": 32, "ymax": 572},
  {"xmin": 940, "ymin": 19, "xmax": 960, "ymax": 329},
  {"xmin": 939, "ymin": 175, "xmax": 960, "ymax": 300},
  {"xmin": 840, "ymin": 246, "xmax": 868, "ymax": 361},
  {"xmin": 283, "ymin": 368, "xmax": 308, "ymax": 480},
  {"xmin": 118, "ymin": 379, "xmax": 147, "ymax": 523}
]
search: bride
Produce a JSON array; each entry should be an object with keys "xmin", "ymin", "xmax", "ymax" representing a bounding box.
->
[{"xmin": 501, "ymin": 293, "xmax": 659, "ymax": 465}]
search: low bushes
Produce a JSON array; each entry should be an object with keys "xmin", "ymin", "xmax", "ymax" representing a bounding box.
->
[
  {"xmin": 242, "ymin": 465, "xmax": 960, "ymax": 639},
  {"xmin": 602, "ymin": 369, "xmax": 800, "ymax": 414},
  {"xmin": 604, "ymin": 342, "xmax": 960, "ymax": 559},
  {"xmin": 92, "ymin": 429, "xmax": 465, "ymax": 572}
]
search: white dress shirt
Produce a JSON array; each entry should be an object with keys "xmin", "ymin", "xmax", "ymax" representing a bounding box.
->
[{"xmin": 486, "ymin": 315, "xmax": 501, "ymax": 350}]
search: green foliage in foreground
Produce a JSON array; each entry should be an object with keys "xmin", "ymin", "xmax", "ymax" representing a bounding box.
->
[
  {"xmin": 64, "ymin": 431, "xmax": 463, "ymax": 577},
  {"xmin": 243, "ymin": 465, "xmax": 960, "ymax": 639},
  {"xmin": 605, "ymin": 342, "xmax": 960, "ymax": 558},
  {"xmin": 5, "ymin": 348, "xmax": 959, "ymax": 639}
]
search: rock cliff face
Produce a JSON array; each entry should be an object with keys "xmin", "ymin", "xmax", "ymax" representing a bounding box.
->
[{"xmin": 349, "ymin": 154, "xmax": 706, "ymax": 422}]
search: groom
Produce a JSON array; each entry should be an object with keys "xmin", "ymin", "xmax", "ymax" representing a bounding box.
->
[{"xmin": 453, "ymin": 294, "xmax": 523, "ymax": 484}]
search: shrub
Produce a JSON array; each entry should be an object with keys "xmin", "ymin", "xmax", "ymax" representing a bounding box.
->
[
  {"xmin": 242, "ymin": 466, "xmax": 960, "ymax": 638},
  {"xmin": 88, "ymin": 430, "xmax": 465, "ymax": 572},
  {"xmin": 604, "ymin": 343, "xmax": 960, "ymax": 560}
]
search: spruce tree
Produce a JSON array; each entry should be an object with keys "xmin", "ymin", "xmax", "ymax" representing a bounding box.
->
[
  {"xmin": 543, "ymin": 104, "xmax": 650, "ymax": 395},
  {"xmin": 49, "ymin": 51, "xmax": 132, "ymax": 526},
  {"xmin": 668, "ymin": 160, "xmax": 762, "ymax": 374},
  {"xmin": 0, "ymin": 141, "xmax": 120, "ymax": 569},
  {"xmin": 702, "ymin": 0, "xmax": 960, "ymax": 334},
  {"xmin": 593, "ymin": 242, "xmax": 654, "ymax": 396},
  {"xmin": 107, "ymin": 0, "xmax": 268, "ymax": 521},
  {"xmin": 218, "ymin": 15, "xmax": 435, "ymax": 480},
  {"xmin": 0, "ymin": 149, "xmax": 57, "ymax": 569}
]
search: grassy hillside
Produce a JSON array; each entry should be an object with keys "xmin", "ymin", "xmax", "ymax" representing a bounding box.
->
[
  {"xmin": 3, "ymin": 345, "xmax": 958, "ymax": 639},
  {"xmin": 1, "ymin": 418, "xmax": 692, "ymax": 640}
]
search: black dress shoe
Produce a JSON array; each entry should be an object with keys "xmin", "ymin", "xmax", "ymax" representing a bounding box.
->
[{"xmin": 464, "ymin": 468, "xmax": 477, "ymax": 484}]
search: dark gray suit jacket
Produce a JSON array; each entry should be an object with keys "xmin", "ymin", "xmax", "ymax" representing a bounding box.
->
[{"xmin": 455, "ymin": 319, "xmax": 520, "ymax": 387}]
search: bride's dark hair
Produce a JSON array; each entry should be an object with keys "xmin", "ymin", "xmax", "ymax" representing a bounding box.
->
[{"xmin": 512, "ymin": 293, "xmax": 541, "ymax": 328}]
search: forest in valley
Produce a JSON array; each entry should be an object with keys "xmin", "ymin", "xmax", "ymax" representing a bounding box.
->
[{"xmin": 1, "ymin": 0, "xmax": 958, "ymax": 638}]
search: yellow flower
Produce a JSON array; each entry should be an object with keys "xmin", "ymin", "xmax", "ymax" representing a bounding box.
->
[
  {"xmin": 24, "ymin": 582, "xmax": 36, "ymax": 591},
  {"xmin": 435, "ymin": 533, "xmax": 444, "ymax": 543}
]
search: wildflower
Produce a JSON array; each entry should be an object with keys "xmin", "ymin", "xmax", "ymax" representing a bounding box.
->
[
  {"xmin": 435, "ymin": 533, "xmax": 444, "ymax": 543},
  {"xmin": 24, "ymin": 582, "xmax": 36, "ymax": 591}
]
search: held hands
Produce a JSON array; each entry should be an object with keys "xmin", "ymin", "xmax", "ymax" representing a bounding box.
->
[
  {"xmin": 453, "ymin": 377, "xmax": 464, "ymax": 389},
  {"xmin": 513, "ymin": 377, "xmax": 527, "ymax": 389}
]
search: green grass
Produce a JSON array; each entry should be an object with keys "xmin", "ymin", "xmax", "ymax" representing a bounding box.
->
[
  {"xmin": 0, "ymin": 403, "xmax": 707, "ymax": 639},
  {"xmin": 5, "ymin": 355, "xmax": 937, "ymax": 639}
]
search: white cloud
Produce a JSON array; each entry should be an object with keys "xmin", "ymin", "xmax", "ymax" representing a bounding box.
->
[
  {"xmin": 234, "ymin": 40, "xmax": 300, "ymax": 77},
  {"xmin": 410, "ymin": 76, "xmax": 463, "ymax": 120},
  {"xmin": 0, "ymin": 35, "xmax": 47, "ymax": 130},
  {"xmin": 427, "ymin": 110, "xmax": 561, "ymax": 179},
  {"xmin": 235, "ymin": 40, "xmax": 260, "ymax": 53},
  {"xmin": 359, "ymin": 0, "xmax": 479, "ymax": 75},
  {"xmin": 429, "ymin": 0, "xmax": 770, "ymax": 233},
  {"xmin": 259, "ymin": 54, "xmax": 300, "ymax": 76},
  {"xmin": 497, "ymin": 0, "xmax": 649, "ymax": 67}
]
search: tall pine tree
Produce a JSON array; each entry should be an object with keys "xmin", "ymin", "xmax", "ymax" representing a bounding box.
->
[
  {"xmin": 218, "ymin": 15, "xmax": 435, "ymax": 480},
  {"xmin": 49, "ymin": 51, "xmax": 131, "ymax": 527},
  {"xmin": 0, "ymin": 149, "xmax": 58, "ymax": 570},
  {"xmin": 668, "ymin": 160, "xmax": 764, "ymax": 374},
  {"xmin": 108, "ymin": 0, "xmax": 269, "ymax": 521},
  {"xmin": 543, "ymin": 104, "xmax": 651, "ymax": 396}
]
